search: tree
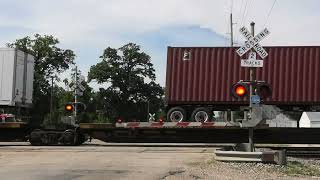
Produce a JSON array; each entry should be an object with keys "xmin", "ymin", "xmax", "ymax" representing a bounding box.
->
[
  {"xmin": 88, "ymin": 43, "xmax": 163, "ymax": 121},
  {"xmin": 7, "ymin": 34, "xmax": 75, "ymax": 124}
]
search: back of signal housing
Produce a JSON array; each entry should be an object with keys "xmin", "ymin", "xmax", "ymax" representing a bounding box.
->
[{"xmin": 165, "ymin": 46, "xmax": 320, "ymax": 121}]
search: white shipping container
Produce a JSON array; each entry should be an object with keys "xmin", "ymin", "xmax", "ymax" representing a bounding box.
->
[
  {"xmin": 0, "ymin": 48, "xmax": 34, "ymax": 107},
  {"xmin": 26, "ymin": 53, "xmax": 35, "ymax": 104}
]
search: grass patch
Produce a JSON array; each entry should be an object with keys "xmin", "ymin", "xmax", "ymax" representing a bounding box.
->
[
  {"xmin": 187, "ymin": 161, "xmax": 202, "ymax": 167},
  {"xmin": 282, "ymin": 161, "xmax": 320, "ymax": 177},
  {"xmin": 187, "ymin": 158, "xmax": 216, "ymax": 167},
  {"xmin": 205, "ymin": 158, "xmax": 216, "ymax": 165}
]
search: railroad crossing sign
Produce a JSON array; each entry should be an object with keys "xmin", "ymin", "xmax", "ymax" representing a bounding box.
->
[
  {"xmin": 75, "ymin": 89, "xmax": 83, "ymax": 96},
  {"xmin": 78, "ymin": 75, "xmax": 85, "ymax": 83},
  {"xmin": 70, "ymin": 83, "xmax": 85, "ymax": 92},
  {"xmin": 236, "ymin": 27, "xmax": 270, "ymax": 59},
  {"xmin": 148, "ymin": 113, "xmax": 155, "ymax": 122},
  {"xmin": 241, "ymin": 52, "xmax": 263, "ymax": 67}
]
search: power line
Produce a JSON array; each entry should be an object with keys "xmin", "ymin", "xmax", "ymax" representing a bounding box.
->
[
  {"xmin": 230, "ymin": 0, "xmax": 234, "ymax": 13},
  {"xmin": 243, "ymin": 0, "xmax": 254, "ymax": 27},
  {"xmin": 235, "ymin": 0, "xmax": 245, "ymax": 45},
  {"xmin": 238, "ymin": 0, "xmax": 245, "ymax": 19},
  {"xmin": 240, "ymin": 0, "xmax": 249, "ymax": 28},
  {"xmin": 263, "ymin": 0, "xmax": 277, "ymax": 27}
]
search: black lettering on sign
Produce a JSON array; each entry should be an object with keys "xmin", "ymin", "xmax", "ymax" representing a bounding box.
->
[
  {"xmin": 240, "ymin": 27, "xmax": 246, "ymax": 33},
  {"xmin": 249, "ymin": 40, "xmax": 255, "ymax": 46},
  {"xmin": 243, "ymin": 31, "xmax": 250, "ymax": 39},
  {"xmin": 249, "ymin": 53, "xmax": 256, "ymax": 59}
]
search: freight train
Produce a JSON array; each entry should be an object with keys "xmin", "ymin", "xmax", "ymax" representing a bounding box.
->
[{"xmin": 1, "ymin": 46, "xmax": 320, "ymax": 145}]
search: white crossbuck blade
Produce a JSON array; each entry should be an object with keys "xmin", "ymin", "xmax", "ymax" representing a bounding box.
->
[
  {"xmin": 78, "ymin": 84, "xmax": 85, "ymax": 91},
  {"xmin": 78, "ymin": 75, "xmax": 85, "ymax": 82},
  {"xmin": 148, "ymin": 113, "xmax": 155, "ymax": 121},
  {"xmin": 236, "ymin": 27, "xmax": 270, "ymax": 59}
]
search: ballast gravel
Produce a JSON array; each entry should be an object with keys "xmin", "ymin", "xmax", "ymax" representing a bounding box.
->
[{"xmin": 163, "ymin": 154, "xmax": 320, "ymax": 180}]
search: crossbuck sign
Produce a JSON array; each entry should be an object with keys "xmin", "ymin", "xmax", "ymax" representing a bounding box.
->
[{"xmin": 236, "ymin": 27, "xmax": 270, "ymax": 59}]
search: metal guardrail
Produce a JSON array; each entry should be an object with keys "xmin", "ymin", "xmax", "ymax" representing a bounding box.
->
[{"xmin": 214, "ymin": 149, "xmax": 287, "ymax": 165}]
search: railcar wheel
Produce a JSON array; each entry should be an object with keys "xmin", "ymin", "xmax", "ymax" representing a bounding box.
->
[
  {"xmin": 191, "ymin": 107, "xmax": 212, "ymax": 122},
  {"xmin": 62, "ymin": 129, "xmax": 77, "ymax": 145},
  {"xmin": 167, "ymin": 107, "xmax": 186, "ymax": 122},
  {"xmin": 29, "ymin": 129, "xmax": 42, "ymax": 146}
]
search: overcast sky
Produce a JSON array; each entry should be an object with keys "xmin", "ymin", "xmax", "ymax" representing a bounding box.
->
[{"xmin": 0, "ymin": 0, "xmax": 319, "ymax": 89}]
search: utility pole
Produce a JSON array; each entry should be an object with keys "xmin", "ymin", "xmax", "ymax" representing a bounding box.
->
[
  {"xmin": 248, "ymin": 22, "xmax": 255, "ymax": 152},
  {"xmin": 74, "ymin": 66, "xmax": 78, "ymax": 119},
  {"xmin": 50, "ymin": 76, "xmax": 54, "ymax": 124},
  {"xmin": 230, "ymin": 13, "xmax": 234, "ymax": 47}
]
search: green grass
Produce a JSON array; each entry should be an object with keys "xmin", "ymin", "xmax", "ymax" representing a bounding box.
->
[
  {"xmin": 282, "ymin": 161, "xmax": 320, "ymax": 177},
  {"xmin": 205, "ymin": 158, "xmax": 217, "ymax": 165},
  {"xmin": 187, "ymin": 158, "xmax": 216, "ymax": 167}
]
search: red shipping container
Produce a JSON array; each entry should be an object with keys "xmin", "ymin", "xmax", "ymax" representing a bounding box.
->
[{"xmin": 165, "ymin": 46, "xmax": 320, "ymax": 109}]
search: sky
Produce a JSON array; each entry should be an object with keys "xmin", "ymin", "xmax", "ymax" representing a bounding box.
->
[{"xmin": 0, "ymin": 0, "xmax": 319, "ymax": 89}]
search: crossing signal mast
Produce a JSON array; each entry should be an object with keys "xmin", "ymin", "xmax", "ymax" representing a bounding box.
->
[
  {"xmin": 65, "ymin": 66, "xmax": 87, "ymax": 120},
  {"xmin": 234, "ymin": 22, "xmax": 271, "ymax": 152}
]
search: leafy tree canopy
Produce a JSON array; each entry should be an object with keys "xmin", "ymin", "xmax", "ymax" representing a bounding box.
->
[{"xmin": 88, "ymin": 43, "xmax": 163, "ymax": 121}]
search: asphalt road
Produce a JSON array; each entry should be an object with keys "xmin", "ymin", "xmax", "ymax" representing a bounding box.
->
[{"xmin": 0, "ymin": 140, "xmax": 214, "ymax": 180}]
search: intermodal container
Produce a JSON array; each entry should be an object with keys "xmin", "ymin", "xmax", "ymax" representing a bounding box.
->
[
  {"xmin": 0, "ymin": 48, "xmax": 34, "ymax": 107},
  {"xmin": 165, "ymin": 46, "xmax": 320, "ymax": 108}
]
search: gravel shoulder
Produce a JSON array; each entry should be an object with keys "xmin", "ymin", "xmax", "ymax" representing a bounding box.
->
[
  {"xmin": 1, "ymin": 142, "xmax": 320, "ymax": 180},
  {"xmin": 163, "ymin": 154, "xmax": 320, "ymax": 180}
]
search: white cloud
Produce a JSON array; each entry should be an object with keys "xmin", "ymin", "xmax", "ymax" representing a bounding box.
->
[
  {"xmin": 1, "ymin": 0, "xmax": 319, "ymax": 45},
  {"xmin": 1, "ymin": 0, "xmax": 320, "ymax": 89}
]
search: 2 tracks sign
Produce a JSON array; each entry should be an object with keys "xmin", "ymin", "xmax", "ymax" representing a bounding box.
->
[{"xmin": 236, "ymin": 26, "xmax": 270, "ymax": 67}]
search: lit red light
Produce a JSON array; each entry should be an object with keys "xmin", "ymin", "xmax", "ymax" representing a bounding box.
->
[
  {"xmin": 235, "ymin": 86, "xmax": 246, "ymax": 96},
  {"xmin": 231, "ymin": 83, "xmax": 249, "ymax": 98},
  {"xmin": 65, "ymin": 105, "xmax": 73, "ymax": 111}
]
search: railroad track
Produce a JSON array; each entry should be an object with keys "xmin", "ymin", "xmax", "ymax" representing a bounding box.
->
[
  {"xmin": 261, "ymin": 147, "xmax": 320, "ymax": 157},
  {"xmin": 2, "ymin": 141, "xmax": 320, "ymax": 157}
]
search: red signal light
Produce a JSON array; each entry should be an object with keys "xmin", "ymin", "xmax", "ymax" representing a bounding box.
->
[
  {"xmin": 235, "ymin": 86, "xmax": 246, "ymax": 96},
  {"xmin": 65, "ymin": 104, "xmax": 73, "ymax": 112},
  {"xmin": 232, "ymin": 83, "xmax": 249, "ymax": 98}
]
